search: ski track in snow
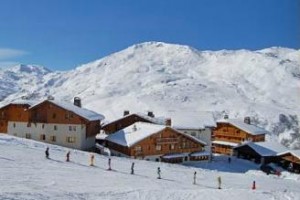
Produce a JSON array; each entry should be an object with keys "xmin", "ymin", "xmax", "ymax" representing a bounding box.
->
[{"xmin": 0, "ymin": 134, "xmax": 300, "ymax": 200}]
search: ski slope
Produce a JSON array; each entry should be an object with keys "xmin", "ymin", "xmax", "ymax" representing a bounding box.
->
[{"xmin": 0, "ymin": 134, "xmax": 300, "ymax": 200}]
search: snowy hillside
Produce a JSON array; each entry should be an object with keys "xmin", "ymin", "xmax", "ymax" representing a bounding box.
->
[
  {"xmin": 0, "ymin": 42, "xmax": 299, "ymax": 147},
  {"xmin": 1, "ymin": 134, "xmax": 300, "ymax": 200}
]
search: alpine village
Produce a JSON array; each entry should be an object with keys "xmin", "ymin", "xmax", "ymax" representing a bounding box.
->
[{"xmin": 0, "ymin": 96, "xmax": 298, "ymax": 174}]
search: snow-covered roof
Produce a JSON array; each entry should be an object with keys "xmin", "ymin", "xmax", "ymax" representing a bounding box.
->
[
  {"xmin": 165, "ymin": 111, "xmax": 216, "ymax": 129},
  {"xmin": 162, "ymin": 152, "xmax": 190, "ymax": 159},
  {"xmin": 277, "ymin": 150, "xmax": 300, "ymax": 159},
  {"xmin": 0, "ymin": 100, "xmax": 37, "ymax": 109},
  {"xmin": 95, "ymin": 133, "xmax": 109, "ymax": 140},
  {"xmin": 190, "ymin": 151, "xmax": 211, "ymax": 157},
  {"xmin": 105, "ymin": 122, "xmax": 206, "ymax": 147},
  {"xmin": 30, "ymin": 99, "xmax": 105, "ymax": 121},
  {"xmin": 217, "ymin": 119, "xmax": 268, "ymax": 136},
  {"xmin": 106, "ymin": 122, "xmax": 165, "ymax": 147},
  {"xmin": 102, "ymin": 112, "xmax": 166, "ymax": 127},
  {"xmin": 234, "ymin": 141, "xmax": 287, "ymax": 156},
  {"xmin": 212, "ymin": 140, "xmax": 239, "ymax": 147}
]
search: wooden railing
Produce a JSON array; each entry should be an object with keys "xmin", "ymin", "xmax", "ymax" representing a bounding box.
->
[{"xmin": 156, "ymin": 138, "xmax": 178, "ymax": 144}]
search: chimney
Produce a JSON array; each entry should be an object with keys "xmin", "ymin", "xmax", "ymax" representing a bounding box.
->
[
  {"xmin": 165, "ymin": 118, "xmax": 172, "ymax": 126},
  {"xmin": 123, "ymin": 110, "xmax": 130, "ymax": 116},
  {"xmin": 74, "ymin": 97, "xmax": 82, "ymax": 107},
  {"xmin": 224, "ymin": 114, "xmax": 229, "ymax": 119},
  {"xmin": 147, "ymin": 111, "xmax": 154, "ymax": 118},
  {"xmin": 244, "ymin": 117, "xmax": 251, "ymax": 124},
  {"xmin": 47, "ymin": 95, "xmax": 54, "ymax": 100}
]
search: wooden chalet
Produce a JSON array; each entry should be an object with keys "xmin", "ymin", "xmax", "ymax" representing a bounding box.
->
[
  {"xmin": 164, "ymin": 111, "xmax": 216, "ymax": 153},
  {"xmin": 212, "ymin": 117, "xmax": 267, "ymax": 155},
  {"xmin": 233, "ymin": 141, "xmax": 287, "ymax": 164},
  {"xmin": 277, "ymin": 150, "xmax": 300, "ymax": 173},
  {"xmin": 105, "ymin": 122, "xmax": 208, "ymax": 163},
  {"xmin": 0, "ymin": 101, "xmax": 34, "ymax": 133},
  {"xmin": 7, "ymin": 97, "xmax": 105, "ymax": 150},
  {"xmin": 102, "ymin": 111, "xmax": 166, "ymax": 134}
]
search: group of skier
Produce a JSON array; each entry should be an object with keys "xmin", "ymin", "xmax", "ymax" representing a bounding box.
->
[{"xmin": 44, "ymin": 147, "xmax": 224, "ymax": 188}]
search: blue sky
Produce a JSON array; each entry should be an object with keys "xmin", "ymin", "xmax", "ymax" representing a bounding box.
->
[{"xmin": 0, "ymin": 0, "xmax": 299, "ymax": 71}]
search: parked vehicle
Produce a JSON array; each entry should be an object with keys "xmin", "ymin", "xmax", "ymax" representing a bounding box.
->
[{"xmin": 260, "ymin": 164, "xmax": 280, "ymax": 175}]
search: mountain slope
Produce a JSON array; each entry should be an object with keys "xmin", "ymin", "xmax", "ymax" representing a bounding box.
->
[{"xmin": 0, "ymin": 42, "xmax": 299, "ymax": 147}]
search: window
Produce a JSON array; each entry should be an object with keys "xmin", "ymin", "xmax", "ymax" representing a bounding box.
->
[
  {"xmin": 52, "ymin": 113, "xmax": 56, "ymax": 119},
  {"xmin": 13, "ymin": 123, "xmax": 16, "ymax": 128},
  {"xmin": 135, "ymin": 146, "xmax": 142, "ymax": 151},
  {"xmin": 50, "ymin": 136, "xmax": 56, "ymax": 142},
  {"xmin": 40, "ymin": 134, "xmax": 46, "ymax": 140},
  {"xmin": 169, "ymin": 144, "xmax": 175, "ymax": 150},
  {"xmin": 42, "ymin": 124, "xmax": 45, "ymax": 129},
  {"xmin": 69, "ymin": 126, "xmax": 72, "ymax": 131},
  {"xmin": 27, "ymin": 122, "xmax": 31, "ymax": 127},
  {"xmin": 73, "ymin": 126, "xmax": 76, "ymax": 131},
  {"xmin": 66, "ymin": 136, "xmax": 76, "ymax": 143},
  {"xmin": 25, "ymin": 133, "xmax": 31, "ymax": 139},
  {"xmin": 156, "ymin": 145, "xmax": 161, "ymax": 151},
  {"xmin": 65, "ymin": 113, "xmax": 70, "ymax": 119},
  {"xmin": 54, "ymin": 125, "xmax": 57, "ymax": 130}
]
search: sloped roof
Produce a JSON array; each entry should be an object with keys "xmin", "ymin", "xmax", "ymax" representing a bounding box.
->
[
  {"xmin": 234, "ymin": 141, "xmax": 287, "ymax": 156},
  {"xmin": 30, "ymin": 99, "xmax": 104, "ymax": 121},
  {"xmin": 102, "ymin": 112, "xmax": 166, "ymax": 127},
  {"xmin": 0, "ymin": 100, "xmax": 37, "ymax": 109},
  {"xmin": 105, "ymin": 122, "xmax": 206, "ymax": 147},
  {"xmin": 277, "ymin": 150, "xmax": 300, "ymax": 159},
  {"xmin": 165, "ymin": 110, "xmax": 216, "ymax": 129},
  {"xmin": 217, "ymin": 119, "xmax": 268, "ymax": 135}
]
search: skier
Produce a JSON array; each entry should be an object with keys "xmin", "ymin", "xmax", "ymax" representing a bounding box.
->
[
  {"xmin": 108, "ymin": 158, "xmax": 111, "ymax": 170},
  {"xmin": 90, "ymin": 154, "xmax": 95, "ymax": 166},
  {"xmin": 131, "ymin": 162, "xmax": 135, "ymax": 175},
  {"xmin": 217, "ymin": 176, "xmax": 222, "ymax": 189},
  {"xmin": 45, "ymin": 147, "xmax": 49, "ymax": 159},
  {"xmin": 193, "ymin": 171, "xmax": 197, "ymax": 185},
  {"xmin": 157, "ymin": 167, "xmax": 161, "ymax": 179},
  {"xmin": 228, "ymin": 157, "xmax": 231, "ymax": 163},
  {"xmin": 66, "ymin": 151, "xmax": 70, "ymax": 162}
]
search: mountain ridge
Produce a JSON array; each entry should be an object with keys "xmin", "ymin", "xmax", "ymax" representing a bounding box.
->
[{"xmin": 0, "ymin": 42, "xmax": 299, "ymax": 148}]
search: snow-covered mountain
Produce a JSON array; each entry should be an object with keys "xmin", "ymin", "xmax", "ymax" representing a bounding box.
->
[{"xmin": 0, "ymin": 42, "xmax": 299, "ymax": 148}]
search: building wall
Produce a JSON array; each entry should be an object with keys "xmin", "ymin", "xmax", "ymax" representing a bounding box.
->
[
  {"xmin": 212, "ymin": 122, "xmax": 265, "ymax": 155},
  {"xmin": 106, "ymin": 127, "xmax": 204, "ymax": 159},
  {"xmin": 30, "ymin": 101, "xmax": 86, "ymax": 124},
  {"xmin": 29, "ymin": 100, "xmax": 100, "ymax": 138},
  {"xmin": 179, "ymin": 128, "xmax": 212, "ymax": 152},
  {"xmin": 0, "ymin": 104, "xmax": 30, "ymax": 133},
  {"xmin": 102, "ymin": 114, "xmax": 152, "ymax": 134},
  {"xmin": 7, "ymin": 122, "xmax": 95, "ymax": 150}
]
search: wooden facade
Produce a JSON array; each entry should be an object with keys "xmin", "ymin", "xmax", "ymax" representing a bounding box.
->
[
  {"xmin": 106, "ymin": 127, "xmax": 205, "ymax": 161},
  {"xmin": 102, "ymin": 113, "xmax": 162, "ymax": 134},
  {"xmin": 212, "ymin": 122, "xmax": 265, "ymax": 155},
  {"xmin": 29, "ymin": 101, "xmax": 100, "ymax": 137},
  {"xmin": 278, "ymin": 152, "xmax": 300, "ymax": 173},
  {"xmin": 0, "ymin": 103, "xmax": 31, "ymax": 133}
]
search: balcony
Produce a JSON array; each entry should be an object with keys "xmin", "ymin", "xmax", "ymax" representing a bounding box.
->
[{"xmin": 156, "ymin": 138, "xmax": 178, "ymax": 145}]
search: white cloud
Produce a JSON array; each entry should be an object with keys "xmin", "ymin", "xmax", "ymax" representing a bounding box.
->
[
  {"xmin": 0, "ymin": 48, "xmax": 28, "ymax": 60},
  {"xmin": 0, "ymin": 48, "xmax": 28, "ymax": 68}
]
